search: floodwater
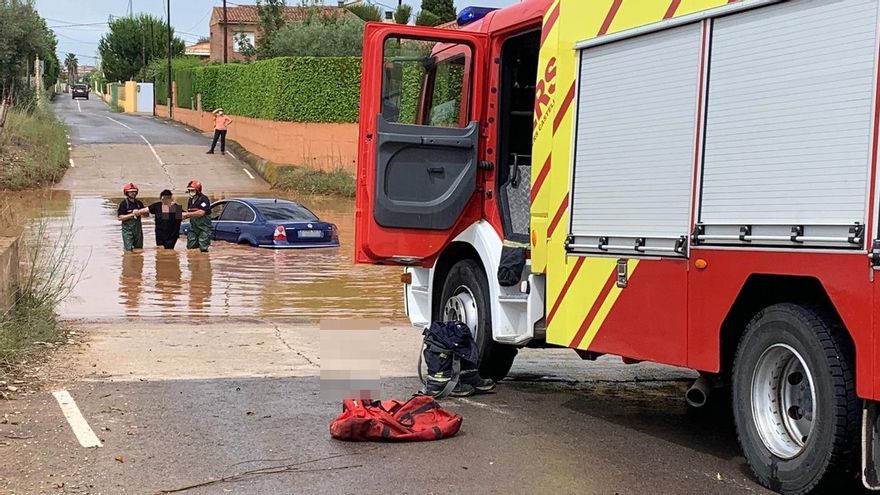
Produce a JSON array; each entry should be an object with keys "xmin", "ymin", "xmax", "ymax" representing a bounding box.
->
[{"xmin": 4, "ymin": 191, "xmax": 405, "ymax": 322}]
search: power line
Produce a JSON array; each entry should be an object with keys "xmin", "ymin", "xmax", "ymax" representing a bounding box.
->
[
  {"xmin": 48, "ymin": 22, "xmax": 108, "ymax": 28},
  {"xmin": 54, "ymin": 32, "xmax": 100, "ymax": 44}
]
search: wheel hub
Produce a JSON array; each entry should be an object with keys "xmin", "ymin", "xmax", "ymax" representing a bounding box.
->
[
  {"xmin": 442, "ymin": 285, "xmax": 479, "ymax": 343},
  {"xmin": 751, "ymin": 343, "xmax": 816, "ymax": 459}
]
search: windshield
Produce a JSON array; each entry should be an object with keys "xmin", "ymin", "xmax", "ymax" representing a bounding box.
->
[{"xmin": 257, "ymin": 203, "xmax": 318, "ymax": 222}]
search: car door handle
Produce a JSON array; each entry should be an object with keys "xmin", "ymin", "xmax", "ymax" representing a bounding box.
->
[
  {"xmin": 427, "ymin": 167, "xmax": 444, "ymax": 174},
  {"xmin": 234, "ymin": 227, "xmax": 241, "ymax": 233}
]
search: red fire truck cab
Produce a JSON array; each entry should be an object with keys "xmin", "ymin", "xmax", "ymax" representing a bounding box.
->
[{"xmin": 354, "ymin": 0, "xmax": 880, "ymax": 493}]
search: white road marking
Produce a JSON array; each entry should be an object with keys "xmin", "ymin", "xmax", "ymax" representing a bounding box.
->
[
  {"xmin": 140, "ymin": 135, "xmax": 165, "ymax": 165},
  {"xmin": 456, "ymin": 397, "xmax": 510, "ymax": 415},
  {"xmin": 105, "ymin": 116, "xmax": 133, "ymax": 130},
  {"xmin": 77, "ymin": 101, "xmax": 81, "ymax": 113},
  {"xmin": 69, "ymin": 159, "xmax": 75, "ymax": 168},
  {"xmin": 243, "ymin": 168, "xmax": 255, "ymax": 180},
  {"xmin": 227, "ymin": 151, "xmax": 237, "ymax": 160},
  {"xmin": 52, "ymin": 390, "xmax": 103, "ymax": 448}
]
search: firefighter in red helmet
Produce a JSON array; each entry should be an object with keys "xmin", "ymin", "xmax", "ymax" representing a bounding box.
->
[
  {"xmin": 117, "ymin": 182, "xmax": 149, "ymax": 251},
  {"xmin": 181, "ymin": 179, "xmax": 212, "ymax": 252}
]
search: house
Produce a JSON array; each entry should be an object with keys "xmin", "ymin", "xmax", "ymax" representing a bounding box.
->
[
  {"xmin": 208, "ymin": 4, "xmax": 352, "ymax": 62},
  {"xmin": 185, "ymin": 41, "xmax": 211, "ymax": 59},
  {"xmin": 77, "ymin": 65, "xmax": 96, "ymax": 78}
]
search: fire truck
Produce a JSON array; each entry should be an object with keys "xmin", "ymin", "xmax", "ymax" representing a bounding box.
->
[{"xmin": 354, "ymin": 0, "xmax": 880, "ymax": 492}]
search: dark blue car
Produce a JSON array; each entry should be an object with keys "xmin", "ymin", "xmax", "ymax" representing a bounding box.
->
[{"xmin": 180, "ymin": 198, "xmax": 339, "ymax": 249}]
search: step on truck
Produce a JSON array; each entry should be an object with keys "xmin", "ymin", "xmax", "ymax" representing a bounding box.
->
[{"xmin": 354, "ymin": 0, "xmax": 880, "ymax": 492}]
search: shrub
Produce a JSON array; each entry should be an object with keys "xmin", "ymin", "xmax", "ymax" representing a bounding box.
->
[
  {"xmin": 273, "ymin": 166, "xmax": 355, "ymax": 197},
  {"xmin": 196, "ymin": 57, "xmax": 362, "ymax": 123},
  {"xmin": 0, "ymin": 108, "xmax": 68, "ymax": 190},
  {"xmin": 271, "ymin": 14, "xmax": 365, "ymax": 57}
]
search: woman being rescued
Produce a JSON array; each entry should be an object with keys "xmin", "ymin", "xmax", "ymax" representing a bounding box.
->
[{"xmin": 148, "ymin": 189, "xmax": 183, "ymax": 249}]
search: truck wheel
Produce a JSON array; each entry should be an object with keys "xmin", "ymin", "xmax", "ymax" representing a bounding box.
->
[
  {"xmin": 732, "ymin": 303, "xmax": 858, "ymax": 494},
  {"xmin": 438, "ymin": 259, "xmax": 517, "ymax": 382}
]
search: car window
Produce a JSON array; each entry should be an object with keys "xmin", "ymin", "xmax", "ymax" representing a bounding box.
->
[
  {"xmin": 257, "ymin": 203, "xmax": 318, "ymax": 222},
  {"xmin": 211, "ymin": 202, "xmax": 226, "ymax": 219},
  {"xmin": 220, "ymin": 202, "xmax": 255, "ymax": 222}
]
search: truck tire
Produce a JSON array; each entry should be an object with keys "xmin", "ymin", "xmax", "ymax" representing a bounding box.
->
[
  {"xmin": 437, "ymin": 259, "xmax": 517, "ymax": 382},
  {"xmin": 732, "ymin": 303, "xmax": 858, "ymax": 495}
]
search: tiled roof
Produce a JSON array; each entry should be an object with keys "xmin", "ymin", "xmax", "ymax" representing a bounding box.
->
[
  {"xmin": 185, "ymin": 41, "xmax": 211, "ymax": 56},
  {"xmin": 210, "ymin": 5, "xmax": 343, "ymax": 25}
]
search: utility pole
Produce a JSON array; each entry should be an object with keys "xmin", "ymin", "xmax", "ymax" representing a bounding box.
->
[
  {"xmin": 128, "ymin": 0, "xmax": 133, "ymax": 17},
  {"xmin": 35, "ymin": 56, "xmax": 42, "ymax": 104},
  {"xmin": 167, "ymin": 0, "xmax": 172, "ymax": 117},
  {"xmin": 223, "ymin": 0, "xmax": 228, "ymax": 64}
]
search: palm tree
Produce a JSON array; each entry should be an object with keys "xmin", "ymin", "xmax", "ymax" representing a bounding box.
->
[{"xmin": 64, "ymin": 53, "xmax": 78, "ymax": 89}]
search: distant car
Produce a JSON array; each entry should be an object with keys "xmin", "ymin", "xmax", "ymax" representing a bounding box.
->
[
  {"xmin": 71, "ymin": 85, "xmax": 88, "ymax": 100},
  {"xmin": 179, "ymin": 198, "xmax": 339, "ymax": 249}
]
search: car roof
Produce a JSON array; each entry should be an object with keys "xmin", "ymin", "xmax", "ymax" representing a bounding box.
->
[{"xmin": 221, "ymin": 198, "xmax": 302, "ymax": 206}]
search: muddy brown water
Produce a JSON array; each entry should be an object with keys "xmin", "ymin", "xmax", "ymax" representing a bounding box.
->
[{"xmin": 4, "ymin": 191, "xmax": 405, "ymax": 322}]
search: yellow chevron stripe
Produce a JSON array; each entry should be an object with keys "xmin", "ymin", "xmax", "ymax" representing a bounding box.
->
[{"xmin": 541, "ymin": 0, "xmax": 728, "ymax": 350}]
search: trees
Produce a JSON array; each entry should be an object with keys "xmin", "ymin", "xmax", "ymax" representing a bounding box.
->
[
  {"xmin": 98, "ymin": 14, "xmax": 184, "ymax": 82},
  {"xmin": 346, "ymin": 4, "xmax": 381, "ymax": 22},
  {"xmin": 64, "ymin": 53, "xmax": 78, "ymax": 85},
  {"xmin": 234, "ymin": 33, "xmax": 256, "ymax": 63},
  {"xmin": 271, "ymin": 10, "xmax": 364, "ymax": 57},
  {"xmin": 394, "ymin": 4, "xmax": 413, "ymax": 24},
  {"xmin": 256, "ymin": 0, "xmax": 286, "ymax": 60},
  {"xmin": 420, "ymin": 0, "xmax": 455, "ymax": 23},
  {"xmin": 0, "ymin": 0, "xmax": 59, "ymax": 114},
  {"xmin": 415, "ymin": 10, "xmax": 441, "ymax": 26}
]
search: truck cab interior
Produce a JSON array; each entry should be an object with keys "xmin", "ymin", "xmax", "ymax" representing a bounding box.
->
[{"xmin": 496, "ymin": 30, "xmax": 540, "ymax": 245}]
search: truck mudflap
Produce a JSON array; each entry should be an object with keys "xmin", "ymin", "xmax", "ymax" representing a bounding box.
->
[{"xmin": 863, "ymin": 402, "xmax": 880, "ymax": 490}]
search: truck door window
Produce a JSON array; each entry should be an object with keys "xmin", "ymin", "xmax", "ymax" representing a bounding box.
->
[{"xmin": 382, "ymin": 37, "xmax": 471, "ymax": 128}]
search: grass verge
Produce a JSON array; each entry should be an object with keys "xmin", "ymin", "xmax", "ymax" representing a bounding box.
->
[
  {"xmin": 273, "ymin": 166, "xmax": 355, "ymax": 198},
  {"xmin": 0, "ymin": 107, "xmax": 69, "ymax": 190},
  {"xmin": 0, "ymin": 207, "xmax": 82, "ymax": 364}
]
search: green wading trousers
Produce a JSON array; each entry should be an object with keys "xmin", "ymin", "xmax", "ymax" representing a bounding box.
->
[
  {"xmin": 121, "ymin": 218, "xmax": 143, "ymax": 251},
  {"xmin": 187, "ymin": 214, "xmax": 212, "ymax": 252}
]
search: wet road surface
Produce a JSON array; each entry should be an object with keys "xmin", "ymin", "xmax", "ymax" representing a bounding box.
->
[
  {"xmin": 45, "ymin": 195, "xmax": 403, "ymax": 321},
  {"xmin": 0, "ymin": 96, "xmax": 836, "ymax": 494}
]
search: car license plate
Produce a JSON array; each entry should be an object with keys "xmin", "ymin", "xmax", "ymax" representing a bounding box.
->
[{"xmin": 297, "ymin": 230, "xmax": 323, "ymax": 239}]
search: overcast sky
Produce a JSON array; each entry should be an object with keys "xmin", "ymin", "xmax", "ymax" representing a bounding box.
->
[{"xmin": 35, "ymin": 0, "xmax": 519, "ymax": 65}]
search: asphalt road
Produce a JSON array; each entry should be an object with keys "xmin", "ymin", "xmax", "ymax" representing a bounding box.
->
[
  {"xmin": 54, "ymin": 95, "xmax": 269, "ymax": 196},
  {"xmin": 0, "ymin": 95, "xmax": 843, "ymax": 495}
]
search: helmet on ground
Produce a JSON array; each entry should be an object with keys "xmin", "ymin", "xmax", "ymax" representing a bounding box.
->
[
  {"xmin": 123, "ymin": 182, "xmax": 138, "ymax": 194},
  {"xmin": 186, "ymin": 180, "xmax": 202, "ymax": 193}
]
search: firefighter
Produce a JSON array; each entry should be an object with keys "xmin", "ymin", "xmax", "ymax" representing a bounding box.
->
[
  {"xmin": 117, "ymin": 182, "xmax": 148, "ymax": 251},
  {"xmin": 182, "ymin": 179, "xmax": 212, "ymax": 252}
]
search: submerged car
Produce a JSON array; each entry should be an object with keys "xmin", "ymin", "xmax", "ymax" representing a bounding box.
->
[
  {"xmin": 180, "ymin": 198, "xmax": 339, "ymax": 249},
  {"xmin": 71, "ymin": 85, "xmax": 88, "ymax": 100}
]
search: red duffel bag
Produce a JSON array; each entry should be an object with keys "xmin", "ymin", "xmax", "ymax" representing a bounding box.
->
[{"xmin": 329, "ymin": 394, "xmax": 462, "ymax": 442}]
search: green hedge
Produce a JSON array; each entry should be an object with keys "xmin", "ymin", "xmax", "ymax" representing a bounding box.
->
[
  {"xmin": 175, "ymin": 68, "xmax": 195, "ymax": 109},
  {"xmin": 162, "ymin": 55, "xmax": 463, "ymax": 125},
  {"xmin": 187, "ymin": 57, "xmax": 362, "ymax": 123}
]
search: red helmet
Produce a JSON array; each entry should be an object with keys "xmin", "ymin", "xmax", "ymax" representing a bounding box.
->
[
  {"xmin": 123, "ymin": 182, "xmax": 138, "ymax": 194},
  {"xmin": 186, "ymin": 180, "xmax": 202, "ymax": 193}
]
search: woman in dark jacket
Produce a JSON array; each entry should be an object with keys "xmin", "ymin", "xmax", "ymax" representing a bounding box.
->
[{"xmin": 148, "ymin": 189, "xmax": 183, "ymax": 249}]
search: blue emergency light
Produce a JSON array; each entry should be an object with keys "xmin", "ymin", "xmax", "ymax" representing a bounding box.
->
[{"xmin": 456, "ymin": 6, "xmax": 499, "ymax": 26}]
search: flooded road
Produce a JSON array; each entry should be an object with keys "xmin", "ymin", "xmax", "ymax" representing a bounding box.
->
[{"xmin": 35, "ymin": 193, "xmax": 405, "ymax": 321}]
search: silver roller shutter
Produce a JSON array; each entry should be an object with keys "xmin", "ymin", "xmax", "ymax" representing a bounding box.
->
[
  {"xmin": 698, "ymin": 0, "xmax": 878, "ymax": 248},
  {"xmin": 569, "ymin": 23, "xmax": 702, "ymax": 257}
]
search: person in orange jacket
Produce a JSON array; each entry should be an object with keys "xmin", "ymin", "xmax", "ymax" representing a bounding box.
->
[{"xmin": 206, "ymin": 108, "xmax": 233, "ymax": 155}]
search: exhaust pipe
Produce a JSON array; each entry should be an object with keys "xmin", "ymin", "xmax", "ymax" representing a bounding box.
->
[{"xmin": 686, "ymin": 375, "xmax": 712, "ymax": 408}]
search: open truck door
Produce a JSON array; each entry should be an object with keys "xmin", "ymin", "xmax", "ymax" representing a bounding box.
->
[{"xmin": 355, "ymin": 23, "xmax": 489, "ymax": 265}]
